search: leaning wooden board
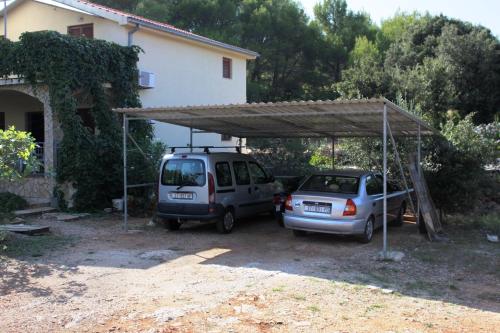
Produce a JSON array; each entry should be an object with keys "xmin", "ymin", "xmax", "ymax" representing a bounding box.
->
[
  {"xmin": 0, "ymin": 224, "xmax": 50, "ymax": 235},
  {"xmin": 408, "ymin": 154, "xmax": 443, "ymax": 240}
]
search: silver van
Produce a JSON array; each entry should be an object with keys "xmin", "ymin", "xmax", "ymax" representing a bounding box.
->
[{"xmin": 157, "ymin": 151, "xmax": 280, "ymax": 233}]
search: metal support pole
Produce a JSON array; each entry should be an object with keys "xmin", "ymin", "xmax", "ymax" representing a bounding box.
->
[
  {"xmin": 239, "ymin": 137, "xmax": 243, "ymax": 151},
  {"xmin": 3, "ymin": 0, "xmax": 7, "ymax": 39},
  {"xmin": 416, "ymin": 124, "xmax": 421, "ymax": 227},
  {"xmin": 189, "ymin": 127, "xmax": 193, "ymax": 152},
  {"xmin": 383, "ymin": 103, "xmax": 388, "ymax": 257},
  {"xmin": 123, "ymin": 115, "xmax": 128, "ymax": 232},
  {"xmin": 331, "ymin": 137, "xmax": 335, "ymax": 170}
]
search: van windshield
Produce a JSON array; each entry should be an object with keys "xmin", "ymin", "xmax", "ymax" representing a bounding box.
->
[{"xmin": 162, "ymin": 159, "xmax": 206, "ymax": 187}]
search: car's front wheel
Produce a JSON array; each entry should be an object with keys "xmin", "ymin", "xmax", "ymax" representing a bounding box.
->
[
  {"xmin": 216, "ymin": 209, "xmax": 235, "ymax": 234},
  {"xmin": 359, "ymin": 217, "xmax": 374, "ymax": 243}
]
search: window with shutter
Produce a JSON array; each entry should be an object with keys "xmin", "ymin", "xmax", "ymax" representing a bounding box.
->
[
  {"xmin": 68, "ymin": 24, "xmax": 94, "ymax": 39},
  {"xmin": 222, "ymin": 57, "xmax": 232, "ymax": 79}
]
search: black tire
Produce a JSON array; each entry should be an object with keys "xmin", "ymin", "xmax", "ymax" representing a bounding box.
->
[
  {"xmin": 358, "ymin": 217, "xmax": 374, "ymax": 243},
  {"xmin": 276, "ymin": 212, "xmax": 284, "ymax": 227},
  {"xmin": 166, "ymin": 219, "xmax": 181, "ymax": 231},
  {"xmin": 293, "ymin": 229, "xmax": 307, "ymax": 237},
  {"xmin": 392, "ymin": 203, "xmax": 406, "ymax": 227},
  {"xmin": 216, "ymin": 209, "xmax": 235, "ymax": 234}
]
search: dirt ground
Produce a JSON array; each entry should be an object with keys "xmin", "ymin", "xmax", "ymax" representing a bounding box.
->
[{"xmin": 0, "ymin": 213, "xmax": 499, "ymax": 333}]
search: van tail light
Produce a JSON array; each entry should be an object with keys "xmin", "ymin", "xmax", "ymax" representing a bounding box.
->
[
  {"xmin": 208, "ymin": 172, "xmax": 216, "ymax": 204},
  {"xmin": 285, "ymin": 195, "xmax": 293, "ymax": 211},
  {"xmin": 343, "ymin": 198, "xmax": 357, "ymax": 216}
]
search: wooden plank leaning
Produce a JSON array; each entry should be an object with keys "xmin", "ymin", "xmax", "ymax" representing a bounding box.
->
[{"xmin": 408, "ymin": 154, "xmax": 443, "ymax": 240}]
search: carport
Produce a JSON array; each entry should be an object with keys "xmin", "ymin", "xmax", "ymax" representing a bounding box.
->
[{"xmin": 114, "ymin": 98, "xmax": 436, "ymax": 258}]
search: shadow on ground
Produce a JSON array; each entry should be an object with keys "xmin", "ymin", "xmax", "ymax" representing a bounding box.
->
[{"xmin": 2, "ymin": 214, "xmax": 499, "ymax": 313}]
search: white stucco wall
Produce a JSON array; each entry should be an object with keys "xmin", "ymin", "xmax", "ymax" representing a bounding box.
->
[
  {"xmin": 0, "ymin": 0, "xmax": 251, "ymax": 150},
  {"xmin": 131, "ymin": 27, "xmax": 247, "ymax": 149},
  {"xmin": 0, "ymin": 90, "xmax": 44, "ymax": 130}
]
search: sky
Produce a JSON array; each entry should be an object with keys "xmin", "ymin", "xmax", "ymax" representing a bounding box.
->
[{"xmin": 299, "ymin": 0, "xmax": 500, "ymax": 38}]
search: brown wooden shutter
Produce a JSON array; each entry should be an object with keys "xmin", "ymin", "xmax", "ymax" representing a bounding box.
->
[
  {"xmin": 223, "ymin": 57, "xmax": 232, "ymax": 79},
  {"xmin": 68, "ymin": 24, "xmax": 94, "ymax": 39}
]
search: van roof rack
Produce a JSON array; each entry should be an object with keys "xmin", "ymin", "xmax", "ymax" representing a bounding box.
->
[{"xmin": 169, "ymin": 146, "xmax": 245, "ymax": 154}]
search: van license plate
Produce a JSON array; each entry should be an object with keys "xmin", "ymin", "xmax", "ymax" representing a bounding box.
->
[
  {"xmin": 304, "ymin": 205, "xmax": 331, "ymax": 214},
  {"xmin": 172, "ymin": 192, "xmax": 193, "ymax": 200}
]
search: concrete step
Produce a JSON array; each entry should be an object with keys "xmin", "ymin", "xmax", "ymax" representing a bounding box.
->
[{"xmin": 14, "ymin": 206, "xmax": 57, "ymax": 217}]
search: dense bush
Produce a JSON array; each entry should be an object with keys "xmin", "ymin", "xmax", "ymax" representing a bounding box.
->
[
  {"xmin": 446, "ymin": 213, "xmax": 500, "ymax": 235},
  {"xmin": 424, "ymin": 114, "xmax": 499, "ymax": 215},
  {"xmin": 0, "ymin": 192, "xmax": 28, "ymax": 213}
]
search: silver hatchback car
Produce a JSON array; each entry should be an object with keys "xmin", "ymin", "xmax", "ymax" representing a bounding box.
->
[
  {"xmin": 157, "ymin": 152, "xmax": 280, "ymax": 233},
  {"xmin": 283, "ymin": 170, "xmax": 408, "ymax": 242}
]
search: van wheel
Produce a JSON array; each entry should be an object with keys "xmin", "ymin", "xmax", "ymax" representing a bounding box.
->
[
  {"xmin": 358, "ymin": 217, "xmax": 374, "ymax": 243},
  {"xmin": 217, "ymin": 209, "xmax": 235, "ymax": 234},
  {"xmin": 166, "ymin": 219, "xmax": 181, "ymax": 231}
]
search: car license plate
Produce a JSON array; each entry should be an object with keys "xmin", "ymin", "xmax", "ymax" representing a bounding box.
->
[
  {"xmin": 172, "ymin": 192, "xmax": 193, "ymax": 200},
  {"xmin": 304, "ymin": 204, "xmax": 331, "ymax": 214}
]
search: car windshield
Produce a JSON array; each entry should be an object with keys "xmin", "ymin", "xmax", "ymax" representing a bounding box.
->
[
  {"xmin": 162, "ymin": 159, "xmax": 206, "ymax": 187},
  {"xmin": 300, "ymin": 175, "xmax": 359, "ymax": 194}
]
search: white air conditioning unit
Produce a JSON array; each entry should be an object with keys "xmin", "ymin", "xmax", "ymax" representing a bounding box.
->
[{"xmin": 138, "ymin": 70, "xmax": 155, "ymax": 89}]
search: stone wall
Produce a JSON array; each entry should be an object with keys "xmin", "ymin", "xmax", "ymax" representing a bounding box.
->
[{"xmin": 0, "ymin": 177, "xmax": 55, "ymax": 206}]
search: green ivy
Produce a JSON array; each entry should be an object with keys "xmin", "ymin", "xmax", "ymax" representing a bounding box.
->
[{"xmin": 0, "ymin": 31, "xmax": 153, "ymax": 210}]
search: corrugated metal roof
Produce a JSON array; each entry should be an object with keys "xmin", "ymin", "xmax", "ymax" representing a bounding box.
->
[{"xmin": 114, "ymin": 98, "xmax": 436, "ymax": 138}]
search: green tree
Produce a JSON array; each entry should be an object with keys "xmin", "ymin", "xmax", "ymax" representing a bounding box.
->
[
  {"xmin": 92, "ymin": 0, "xmax": 140, "ymax": 12},
  {"xmin": 240, "ymin": 0, "xmax": 327, "ymax": 101},
  {"xmin": 336, "ymin": 36, "xmax": 387, "ymax": 99},
  {"xmin": 376, "ymin": 12, "xmax": 422, "ymax": 52},
  {"xmin": 0, "ymin": 127, "xmax": 38, "ymax": 180},
  {"xmin": 314, "ymin": 0, "xmax": 376, "ymax": 81},
  {"xmin": 136, "ymin": 0, "xmax": 242, "ymax": 43}
]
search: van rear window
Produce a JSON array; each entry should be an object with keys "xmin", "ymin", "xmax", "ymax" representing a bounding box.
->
[{"xmin": 162, "ymin": 159, "xmax": 206, "ymax": 186}]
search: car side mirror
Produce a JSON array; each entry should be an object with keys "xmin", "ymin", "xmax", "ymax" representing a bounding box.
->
[{"xmin": 267, "ymin": 175, "xmax": 275, "ymax": 183}]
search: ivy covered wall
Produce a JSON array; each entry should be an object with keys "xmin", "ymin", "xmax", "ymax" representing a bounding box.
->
[{"xmin": 0, "ymin": 31, "xmax": 155, "ymax": 210}]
